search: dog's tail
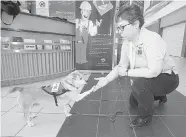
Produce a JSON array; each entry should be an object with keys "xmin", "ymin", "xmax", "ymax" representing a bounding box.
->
[{"xmin": 9, "ymin": 87, "xmax": 24, "ymax": 93}]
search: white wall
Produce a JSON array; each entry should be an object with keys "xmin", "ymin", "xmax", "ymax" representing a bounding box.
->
[{"xmin": 144, "ymin": 1, "xmax": 186, "ymax": 27}]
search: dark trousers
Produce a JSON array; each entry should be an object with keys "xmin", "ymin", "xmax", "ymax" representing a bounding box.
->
[{"xmin": 129, "ymin": 71, "xmax": 179, "ymax": 116}]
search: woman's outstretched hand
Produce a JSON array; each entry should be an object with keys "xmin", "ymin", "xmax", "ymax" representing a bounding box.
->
[{"xmin": 93, "ymin": 77, "xmax": 108, "ymax": 92}]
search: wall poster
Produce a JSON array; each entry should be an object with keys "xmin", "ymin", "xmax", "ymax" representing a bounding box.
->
[{"xmin": 75, "ymin": 0, "xmax": 116, "ymax": 71}]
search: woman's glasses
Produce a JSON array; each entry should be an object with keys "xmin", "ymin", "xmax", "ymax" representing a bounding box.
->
[
  {"xmin": 117, "ymin": 23, "xmax": 131, "ymax": 31},
  {"xmin": 117, "ymin": 16, "xmax": 141, "ymax": 32}
]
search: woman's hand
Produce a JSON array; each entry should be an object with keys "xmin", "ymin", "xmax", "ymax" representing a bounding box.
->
[
  {"xmin": 118, "ymin": 65, "xmax": 127, "ymax": 76},
  {"xmin": 93, "ymin": 77, "xmax": 108, "ymax": 92},
  {"xmin": 96, "ymin": 19, "xmax": 102, "ymax": 27}
]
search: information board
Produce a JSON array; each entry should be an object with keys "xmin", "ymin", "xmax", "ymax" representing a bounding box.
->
[{"xmin": 75, "ymin": 0, "xmax": 116, "ymax": 71}]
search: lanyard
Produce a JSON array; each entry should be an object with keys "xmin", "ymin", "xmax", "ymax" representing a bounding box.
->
[{"xmin": 129, "ymin": 42, "xmax": 136, "ymax": 69}]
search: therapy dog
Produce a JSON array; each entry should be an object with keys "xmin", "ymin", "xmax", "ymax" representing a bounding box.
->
[{"xmin": 9, "ymin": 71, "xmax": 95, "ymax": 127}]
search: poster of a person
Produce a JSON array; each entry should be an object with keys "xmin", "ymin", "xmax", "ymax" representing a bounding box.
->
[{"xmin": 75, "ymin": 1, "xmax": 102, "ymax": 64}]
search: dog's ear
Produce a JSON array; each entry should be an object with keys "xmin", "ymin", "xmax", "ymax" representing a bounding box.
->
[
  {"xmin": 64, "ymin": 79, "xmax": 77, "ymax": 91},
  {"xmin": 73, "ymin": 70, "xmax": 78, "ymax": 73},
  {"xmin": 72, "ymin": 73, "xmax": 78, "ymax": 79},
  {"xmin": 77, "ymin": 71, "xmax": 83, "ymax": 75},
  {"xmin": 9, "ymin": 87, "xmax": 23, "ymax": 93}
]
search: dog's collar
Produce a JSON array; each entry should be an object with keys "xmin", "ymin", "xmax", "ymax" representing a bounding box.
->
[{"xmin": 64, "ymin": 79, "xmax": 78, "ymax": 89}]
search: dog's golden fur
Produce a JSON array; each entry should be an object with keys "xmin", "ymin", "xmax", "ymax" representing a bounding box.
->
[{"xmin": 9, "ymin": 71, "xmax": 94, "ymax": 127}]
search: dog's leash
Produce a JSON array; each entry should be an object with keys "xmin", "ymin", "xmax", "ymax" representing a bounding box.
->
[
  {"xmin": 66, "ymin": 85, "xmax": 125, "ymax": 122},
  {"xmin": 66, "ymin": 103, "xmax": 124, "ymax": 122}
]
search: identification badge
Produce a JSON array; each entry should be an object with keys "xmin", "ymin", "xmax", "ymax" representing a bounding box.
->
[
  {"xmin": 51, "ymin": 83, "xmax": 60, "ymax": 93},
  {"xmin": 137, "ymin": 47, "xmax": 142, "ymax": 55}
]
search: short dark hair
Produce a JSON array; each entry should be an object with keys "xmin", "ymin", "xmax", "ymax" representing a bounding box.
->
[{"xmin": 115, "ymin": 4, "xmax": 144, "ymax": 28}]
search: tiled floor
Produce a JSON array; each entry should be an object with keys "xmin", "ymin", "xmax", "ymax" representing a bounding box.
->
[
  {"xmin": 172, "ymin": 57, "xmax": 186, "ymax": 96},
  {"xmin": 57, "ymin": 75, "xmax": 186, "ymax": 137},
  {"xmin": 1, "ymin": 74, "xmax": 88, "ymax": 137},
  {"xmin": 1, "ymin": 57, "xmax": 186, "ymax": 137}
]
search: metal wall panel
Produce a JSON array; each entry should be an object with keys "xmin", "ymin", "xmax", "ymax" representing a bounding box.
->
[{"xmin": 1, "ymin": 49, "xmax": 75, "ymax": 86}]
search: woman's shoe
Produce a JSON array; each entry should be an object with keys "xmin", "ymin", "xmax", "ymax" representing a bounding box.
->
[
  {"xmin": 159, "ymin": 96, "xmax": 167, "ymax": 104},
  {"xmin": 130, "ymin": 115, "xmax": 152, "ymax": 128},
  {"xmin": 154, "ymin": 95, "xmax": 167, "ymax": 104}
]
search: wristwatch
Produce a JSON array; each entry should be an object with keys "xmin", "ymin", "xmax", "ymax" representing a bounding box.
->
[{"xmin": 125, "ymin": 70, "xmax": 128, "ymax": 76}]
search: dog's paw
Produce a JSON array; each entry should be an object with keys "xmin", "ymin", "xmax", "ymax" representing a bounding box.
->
[
  {"xmin": 27, "ymin": 121, "xmax": 36, "ymax": 127},
  {"xmin": 64, "ymin": 110, "xmax": 72, "ymax": 117},
  {"xmin": 65, "ymin": 113, "xmax": 72, "ymax": 117},
  {"xmin": 64, "ymin": 105, "xmax": 72, "ymax": 117},
  {"xmin": 29, "ymin": 114, "xmax": 37, "ymax": 119}
]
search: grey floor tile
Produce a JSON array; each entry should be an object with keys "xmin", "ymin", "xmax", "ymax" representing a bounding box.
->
[
  {"xmin": 1, "ymin": 112, "xmax": 27, "ymax": 136},
  {"xmin": 160, "ymin": 116, "xmax": 186, "ymax": 137},
  {"xmin": 1, "ymin": 86, "xmax": 13, "ymax": 97},
  {"xmin": 85, "ymin": 73, "xmax": 104, "ymax": 87},
  {"xmin": 177, "ymin": 86, "xmax": 186, "ymax": 96},
  {"xmin": 81, "ymin": 74, "xmax": 103, "ymax": 100},
  {"xmin": 103, "ymin": 80, "xmax": 126, "ymax": 101},
  {"xmin": 167, "ymin": 90, "xmax": 186, "ymax": 102},
  {"xmin": 17, "ymin": 113, "xmax": 65, "ymax": 137},
  {"xmin": 106, "ymin": 79, "xmax": 120, "ymax": 89},
  {"xmin": 155, "ymin": 102, "xmax": 186, "ymax": 115},
  {"xmin": 56, "ymin": 115, "xmax": 98, "ymax": 137},
  {"xmin": 11, "ymin": 104, "xmax": 43, "ymax": 114},
  {"xmin": 39, "ymin": 105, "xmax": 64, "ymax": 114},
  {"xmin": 125, "ymin": 101, "xmax": 164, "ymax": 116},
  {"xmin": 119, "ymin": 78, "xmax": 133, "ymax": 100},
  {"xmin": 70, "ymin": 100, "xmax": 100, "ymax": 115},
  {"xmin": 1, "ymin": 97, "xmax": 18, "ymax": 111},
  {"xmin": 100, "ymin": 101, "xmax": 128, "ymax": 115},
  {"xmin": 133, "ymin": 116, "xmax": 174, "ymax": 137},
  {"xmin": 6, "ymin": 90, "xmax": 20, "ymax": 98},
  {"xmin": 120, "ymin": 89, "xmax": 131, "ymax": 101},
  {"xmin": 97, "ymin": 116, "xmax": 135, "ymax": 137},
  {"xmin": 83, "ymin": 90, "xmax": 102, "ymax": 100},
  {"xmin": 173, "ymin": 57, "xmax": 186, "ymax": 96},
  {"xmin": 119, "ymin": 77, "xmax": 132, "ymax": 91},
  {"xmin": 125, "ymin": 102, "xmax": 139, "ymax": 116},
  {"xmin": 101, "ymin": 89, "xmax": 125, "ymax": 101},
  {"xmin": 1, "ymin": 111, "xmax": 6, "ymax": 116}
]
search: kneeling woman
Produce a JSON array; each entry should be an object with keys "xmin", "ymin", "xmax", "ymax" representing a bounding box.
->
[{"xmin": 93, "ymin": 5, "xmax": 179, "ymax": 128}]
